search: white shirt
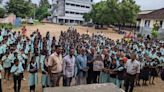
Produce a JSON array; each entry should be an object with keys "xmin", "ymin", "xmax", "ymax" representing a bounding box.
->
[
  {"xmin": 125, "ymin": 59, "xmax": 140, "ymax": 75},
  {"xmin": 63, "ymin": 55, "xmax": 75, "ymax": 77}
]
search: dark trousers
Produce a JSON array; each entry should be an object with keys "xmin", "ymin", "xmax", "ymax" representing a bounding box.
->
[
  {"xmin": 30, "ymin": 85, "xmax": 35, "ymax": 92},
  {"xmin": 0, "ymin": 79, "xmax": 2, "ymax": 92},
  {"xmin": 93, "ymin": 71, "xmax": 100, "ymax": 83},
  {"xmin": 63, "ymin": 76, "xmax": 72, "ymax": 86},
  {"xmin": 13, "ymin": 75, "xmax": 22, "ymax": 92},
  {"xmin": 125, "ymin": 73, "xmax": 136, "ymax": 92},
  {"xmin": 87, "ymin": 70, "xmax": 94, "ymax": 84}
]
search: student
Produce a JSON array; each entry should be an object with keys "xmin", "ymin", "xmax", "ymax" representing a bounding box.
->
[
  {"xmin": 149, "ymin": 58, "xmax": 159, "ymax": 84},
  {"xmin": 0, "ymin": 61, "xmax": 3, "ymax": 92},
  {"xmin": 99, "ymin": 53, "xmax": 110, "ymax": 83},
  {"xmin": 109, "ymin": 58, "xmax": 117, "ymax": 85},
  {"xmin": 116, "ymin": 60, "xmax": 125, "ymax": 88},
  {"xmin": 10, "ymin": 59, "xmax": 24, "ymax": 92},
  {"xmin": 2, "ymin": 52, "xmax": 11, "ymax": 80},
  {"xmin": 41, "ymin": 56, "xmax": 50, "ymax": 89},
  {"xmin": 28, "ymin": 56, "xmax": 39, "ymax": 92}
]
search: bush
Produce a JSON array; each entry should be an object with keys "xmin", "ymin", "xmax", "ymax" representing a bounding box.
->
[
  {"xmin": 0, "ymin": 23, "xmax": 13, "ymax": 29},
  {"xmin": 151, "ymin": 30, "xmax": 158, "ymax": 38}
]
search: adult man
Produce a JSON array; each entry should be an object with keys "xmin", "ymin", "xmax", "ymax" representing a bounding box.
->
[
  {"xmin": 63, "ymin": 48, "xmax": 76, "ymax": 86},
  {"xmin": 86, "ymin": 47, "xmax": 96, "ymax": 84},
  {"xmin": 76, "ymin": 47, "xmax": 88, "ymax": 85},
  {"xmin": 48, "ymin": 45, "xmax": 63, "ymax": 87},
  {"xmin": 125, "ymin": 53, "xmax": 140, "ymax": 92}
]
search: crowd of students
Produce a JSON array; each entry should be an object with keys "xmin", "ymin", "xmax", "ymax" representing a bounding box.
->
[{"xmin": 0, "ymin": 27, "xmax": 164, "ymax": 92}]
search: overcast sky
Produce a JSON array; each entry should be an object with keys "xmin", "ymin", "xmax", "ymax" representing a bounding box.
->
[{"xmin": 3, "ymin": 0, "xmax": 164, "ymax": 10}]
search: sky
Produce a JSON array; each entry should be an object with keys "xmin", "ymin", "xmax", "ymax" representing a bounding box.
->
[{"xmin": 2, "ymin": 0, "xmax": 164, "ymax": 10}]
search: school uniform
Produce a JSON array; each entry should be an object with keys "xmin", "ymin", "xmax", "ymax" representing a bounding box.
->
[
  {"xmin": 149, "ymin": 61, "xmax": 158, "ymax": 77},
  {"xmin": 2, "ymin": 55, "xmax": 11, "ymax": 75},
  {"xmin": 0, "ymin": 35, "xmax": 3, "ymax": 42},
  {"xmin": 109, "ymin": 63, "xmax": 117, "ymax": 85},
  {"xmin": 1, "ymin": 44, "xmax": 7, "ymax": 54},
  {"xmin": 99, "ymin": 58, "xmax": 110, "ymax": 83},
  {"xmin": 41, "ymin": 59, "xmax": 50, "ymax": 88},
  {"xmin": 28, "ymin": 62, "xmax": 39, "ymax": 92},
  {"xmin": 0, "ymin": 64, "xmax": 3, "ymax": 92},
  {"xmin": 10, "ymin": 63, "xmax": 24, "ymax": 92},
  {"xmin": 116, "ymin": 64, "xmax": 125, "ymax": 88}
]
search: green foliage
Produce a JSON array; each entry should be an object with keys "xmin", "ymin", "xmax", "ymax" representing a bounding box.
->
[
  {"xmin": 86, "ymin": 0, "xmax": 140, "ymax": 26},
  {"xmin": 83, "ymin": 13, "xmax": 91, "ymax": 22},
  {"xmin": 151, "ymin": 23, "xmax": 159, "ymax": 38},
  {"xmin": 35, "ymin": 6, "xmax": 50, "ymax": 21},
  {"xmin": 0, "ymin": 23, "xmax": 13, "ymax": 29},
  {"xmin": 6, "ymin": 0, "xmax": 34, "ymax": 18},
  {"xmin": 39, "ymin": 0, "xmax": 50, "ymax": 8},
  {"xmin": 0, "ymin": 7, "xmax": 5, "ymax": 18}
]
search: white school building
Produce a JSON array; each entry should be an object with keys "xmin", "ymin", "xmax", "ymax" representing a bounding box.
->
[
  {"xmin": 50, "ymin": 0, "xmax": 93, "ymax": 25},
  {"xmin": 137, "ymin": 8, "xmax": 164, "ymax": 39}
]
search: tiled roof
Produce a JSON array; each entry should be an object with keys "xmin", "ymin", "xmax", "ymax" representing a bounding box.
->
[{"xmin": 137, "ymin": 8, "xmax": 164, "ymax": 19}]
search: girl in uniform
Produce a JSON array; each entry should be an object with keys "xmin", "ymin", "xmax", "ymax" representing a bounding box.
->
[
  {"xmin": 149, "ymin": 58, "xmax": 159, "ymax": 84},
  {"xmin": 28, "ymin": 56, "xmax": 39, "ymax": 92},
  {"xmin": 41, "ymin": 56, "xmax": 50, "ymax": 89}
]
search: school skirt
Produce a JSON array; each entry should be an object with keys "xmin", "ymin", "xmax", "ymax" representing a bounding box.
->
[
  {"xmin": 41, "ymin": 74, "xmax": 50, "ymax": 86},
  {"xmin": 99, "ymin": 72, "xmax": 110, "ymax": 83},
  {"xmin": 28, "ymin": 73, "xmax": 38, "ymax": 86}
]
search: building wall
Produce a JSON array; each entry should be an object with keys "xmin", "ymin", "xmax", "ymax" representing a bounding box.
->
[
  {"xmin": 139, "ymin": 19, "xmax": 164, "ymax": 39},
  {"xmin": 51, "ymin": 0, "xmax": 92, "ymax": 24}
]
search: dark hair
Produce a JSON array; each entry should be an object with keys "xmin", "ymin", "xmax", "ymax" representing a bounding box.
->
[
  {"xmin": 55, "ymin": 45, "xmax": 61, "ymax": 49},
  {"xmin": 14, "ymin": 59, "xmax": 19, "ymax": 63}
]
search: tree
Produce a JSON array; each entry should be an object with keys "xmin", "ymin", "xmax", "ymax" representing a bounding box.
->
[
  {"xmin": 35, "ymin": 0, "xmax": 50, "ymax": 21},
  {"xmin": 35, "ymin": 6, "xmax": 50, "ymax": 21},
  {"xmin": 151, "ymin": 23, "xmax": 159, "ymax": 38},
  {"xmin": 85, "ymin": 0, "xmax": 140, "ymax": 29},
  {"xmin": 6, "ymin": 0, "xmax": 34, "ymax": 18},
  {"xmin": 39, "ymin": 0, "xmax": 50, "ymax": 8},
  {"xmin": 83, "ymin": 13, "xmax": 91, "ymax": 22},
  {"xmin": 119, "ymin": 0, "xmax": 140, "ymax": 26},
  {"xmin": 0, "ymin": 7, "xmax": 5, "ymax": 18}
]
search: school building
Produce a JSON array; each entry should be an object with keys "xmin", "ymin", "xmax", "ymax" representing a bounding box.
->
[
  {"xmin": 137, "ymin": 8, "xmax": 164, "ymax": 39},
  {"xmin": 50, "ymin": 0, "xmax": 93, "ymax": 25}
]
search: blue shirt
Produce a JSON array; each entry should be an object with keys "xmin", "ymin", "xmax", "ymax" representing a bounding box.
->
[{"xmin": 76, "ymin": 54, "xmax": 88, "ymax": 71}]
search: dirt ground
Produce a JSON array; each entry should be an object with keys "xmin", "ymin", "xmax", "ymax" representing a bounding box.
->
[{"xmin": 2, "ymin": 24, "xmax": 164, "ymax": 92}]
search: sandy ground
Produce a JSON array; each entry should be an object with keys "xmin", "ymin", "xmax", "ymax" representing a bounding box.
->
[{"xmin": 2, "ymin": 23, "xmax": 164, "ymax": 92}]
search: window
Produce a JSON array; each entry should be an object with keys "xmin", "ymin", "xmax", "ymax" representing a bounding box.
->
[
  {"xmin": 70, "ymin": 12, "xmax": 74, "ymax": 14},
  {"xmin": 76, "ymin": 5, "xmax": 80, "ymax": 7},
  {"xmin": 144, "ymin": 20, "xmax": 150, "ymax": 27},
  {"xmin": 86, "ymin": 6, "xmax": 90, "ymax": 8},
  {"xmin": 65, "ymin": 11, "xmax": 69, "ymax": 14},
  {"xmin": 66, "ymin": 3, "xmax": 70, "ymax": 5},
  {"xmin": 70, "ymin": 4, "xmax": 75, "ymax": 6}
]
